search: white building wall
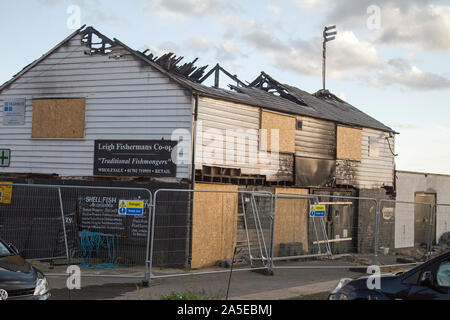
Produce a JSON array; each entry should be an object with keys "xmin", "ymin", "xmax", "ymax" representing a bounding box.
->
[
  {"xmin": 295, "ymin": 116, "xmax": 335, "ymax": 160},
  {"xmin": 0, "ymin": 35, "xmax": 192, "ymax": 179},
  {"xmin": 356, "ymin": 128, "xmax": 395, "ymax": 189},
  {"xmin": 195, "ymin": 97, "xmax": 282, "ymax": 180},
  {"xmin": 395, "ymin": 171, "xmax": 450, "ymax": 248}
]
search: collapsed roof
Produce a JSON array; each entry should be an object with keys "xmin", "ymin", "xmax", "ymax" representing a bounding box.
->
[{"xmin": 0, "ymin": 26, "xmax": 395, "ymax": 133}]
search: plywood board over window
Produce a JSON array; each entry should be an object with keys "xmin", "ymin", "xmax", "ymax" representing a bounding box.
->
[
  {"xmin": 336, "ymin": 126, "xmax": 362, "ymax": 161},
  {"xmin": 32, "ymin": 99, "xmax": 86, "ymax": 138},
  {"xmin": 261, "ymin": 111, "xmax": 296, "ymax": 153}
]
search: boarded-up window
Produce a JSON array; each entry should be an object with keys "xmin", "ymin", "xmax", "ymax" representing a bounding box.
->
[
  {"xmin": 32, "ymin": 99, "xmax": 86, "ymax": 138},
  {"xmin": 336, "ymin": 126, "xmax": 362, "ymax": 160},
  {"xmin": 261, "ymin": 111, "xmax": 296, "ymax": 153}
]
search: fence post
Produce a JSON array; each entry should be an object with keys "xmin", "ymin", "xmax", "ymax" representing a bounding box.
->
[
  {"xmin": 146, "ymin": 190, "xmax": 158, "ymax": 283},
  {"xmin": 57, "ymin": 187, "xmax": 70, "ymax": 265},
  {"xmin": 268, "ymin": 193, "xmax": 276, "ymax": 273},
  {"xmin": 143, "ymin": 189, "xmax": 153, "ymax": 284},
  {"xmin": 373, "ymin": 200, "xmax": 380, "ymax": 266},
  {"xmin": 426, "ymin": 204, "xmax": 436, "ymax": 259}
]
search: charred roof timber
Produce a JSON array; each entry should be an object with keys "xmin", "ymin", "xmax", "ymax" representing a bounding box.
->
[
  {"xmin": 198, "ymin": 64, "xmax": 247, "ymax": 88},
  {"xmin": 81, "ymin": 27, "xmax": 115, "ymax": 55},
  {"xmin": 246, "ymin": 72, "xmax": 308, "ymax": 106},
  {"xmin": 137, "ymin": 51, "xmax": 209, "ymax": 82}
]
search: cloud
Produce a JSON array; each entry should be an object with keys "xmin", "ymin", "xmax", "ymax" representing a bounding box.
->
[
  {"xmin": 286, "ymin": 0, "xmax": 450, "ymax": 52},
  {"xmin": 335, "ymin": 92, "xmax": 348, "ymax": 102},
  {"xmin": 368, "ymin": 58, "xmax": 450, "ymax": 90},
  {"xmin": 38, "ymin": 0, "xmax": 128, "ymax": 25},
  {"xmin": 377, "ymin": 4, "xmax": 450, "ymax": 52},
  {"xmin": 140, "ymin": 0, "xmax": 242, "ymax": 20},
  {"xmin": 183, "ymin": 35, "xmax": 215, "ymax": 53},
  {"xmin": 139, "ymin": 41, "xmax": 181, "ymax": 57},
  {"xmin": 239, "ymin": 21, "xmax": 383, "ymax": 78},
  {"xmin": 267, "ymin": 4, "xmax": 281, "ymax": 16},
  {"xmin": 391, "ymin": 123, "xmax": 418, "ymax": 129}
]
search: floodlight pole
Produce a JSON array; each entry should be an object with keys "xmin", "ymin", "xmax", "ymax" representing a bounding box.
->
[
  {"xmin": 322, "ymin": 25, "xmax": 337, "ymax": 91},
  {"xmin": 322, "ymin": 38, "xmax": 327, "ymax": 91}
]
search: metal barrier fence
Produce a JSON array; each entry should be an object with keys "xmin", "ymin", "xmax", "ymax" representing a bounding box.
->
[
  {"xmin": 1, "ymin": 182, "xmax": 448, "ymax": 282},
  {"xmin": 434, "ymin": 204, "xmax": 450, "ymax": 254},
  {"xmin": 0, "ymin": 183, "xmax": 152, "ymax": 280},
  {"xmin": 270, "ymin": 193, "xmax": 379, "ymax": 270},
  {"xmin": 147, "ymin": 189, "xmax": 274, "ymax": 280},
  {"xmin": 378, "ymin": 200, "xmax": 434, "ymax": 266}
]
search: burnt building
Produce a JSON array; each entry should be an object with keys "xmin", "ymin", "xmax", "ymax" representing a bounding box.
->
[{"xmin": 0, "ymin": 27, "xmax": 397, "ymax": 268}]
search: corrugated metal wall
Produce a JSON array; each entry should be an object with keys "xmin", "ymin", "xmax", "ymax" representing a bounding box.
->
[
  {"xmin": 195, "ymin": 97, "xmax": 292, "ymax": 181},
  {"xmin": 295, "ymin": 116, "xmax": 335, "ymax": 160},
  {"xmin": 0, "ymin": 35, "xmax": 192, "ymax": 179}
]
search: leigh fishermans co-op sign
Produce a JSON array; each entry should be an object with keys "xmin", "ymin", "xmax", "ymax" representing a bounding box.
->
[{"xmin": 94, "ymin": 140, "xmax": 177, "ymax": 177}]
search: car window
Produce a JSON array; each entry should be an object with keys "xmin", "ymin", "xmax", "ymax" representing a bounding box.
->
[
  {"xmin": 402, "ymin": 269, "xmax": 421, "ymax": 285},
  {"xmin": 436, "ymin": 260, "xmax": 450, "ymax": 288},
  {"xmin": 0, "ymin": 241, "xmax": 12, "ymax": 255}
]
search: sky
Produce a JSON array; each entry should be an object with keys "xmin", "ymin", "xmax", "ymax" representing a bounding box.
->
[{"xmin": 0, "ymin": 0, "xmax": 449, "ymax": 174}]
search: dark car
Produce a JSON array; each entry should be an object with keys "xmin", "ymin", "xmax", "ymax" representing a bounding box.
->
[
  {"xmin": 329, "ymin": 251, "xmax": 450, "ymax": 300},
  {"xmin": 0, "ymin": 237, "xmax": 50, "ymax": 300}
]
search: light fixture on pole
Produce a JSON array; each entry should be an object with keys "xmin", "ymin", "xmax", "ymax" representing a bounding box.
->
[{"xmin": 322, "ymin": 25, "xmax": 337, "ymax": 91}]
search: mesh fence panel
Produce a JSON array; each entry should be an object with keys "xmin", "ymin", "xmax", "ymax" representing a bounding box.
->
[
  {"xmin": 149, "ymin": 190, "xmax": 273, "ymax": 279},
  {"xmin": 271, "ymin": 193, "xmax": 378, "ymax": 268},
  {"xmin": 379, "ymin": 200, "xmax": 433, "ymax": 265},
  {"xmin": 0, "ymin": 184, "xmax": 64, "ymax": 261},
  {"xmin": 0, "ymin": 183, "xmax": 152, "ymax": 278},
  {"xmin": 434, "ymin": 204, "xmax": 450, "ymax": 255}
]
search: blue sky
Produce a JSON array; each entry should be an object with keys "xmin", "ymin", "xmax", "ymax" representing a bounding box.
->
[{"xmin": 1, "ymin": 0, "xmax": 449, "ymax": 174}]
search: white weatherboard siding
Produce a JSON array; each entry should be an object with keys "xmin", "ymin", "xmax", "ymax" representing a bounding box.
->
[
  {"xmin": 195, "ymin": 97, "xmax": 281, "ymax": 179},
  {"xmin": 0, "ymin": 35, "xmax": 192, "ymax": 179},
  {"xmin": 356, "ymin": 129, "xmax": 395, "ymax": 189},
  {"xmin": 295, "ymin": 116, "xmax": 335, "ymax": 160}
]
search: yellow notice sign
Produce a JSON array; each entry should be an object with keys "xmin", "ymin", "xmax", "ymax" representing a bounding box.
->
[
  {"xmin": 0, "ymin": 182, "xmax": 12, "ymax": 204},
  {"xmin": 127, "ymin": 201, "xmax": 144, "ymax": 209},
  {"xmin": 118, "ymin": 200, "xmax": 144, "ymax": 216}
]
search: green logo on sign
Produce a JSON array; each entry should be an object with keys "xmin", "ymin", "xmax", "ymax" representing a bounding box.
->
[{"xmin": 0, "ymin": 150, "xmax": 11, "ymax": 167}]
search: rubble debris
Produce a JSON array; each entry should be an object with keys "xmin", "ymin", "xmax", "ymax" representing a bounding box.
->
[
  {"xmin": 438, "ymin": 232, "xmax": 450, "ymax": 249},
  {"xmin": 394, "ymin": 248, "xmax": 428, "ymax": 262}
]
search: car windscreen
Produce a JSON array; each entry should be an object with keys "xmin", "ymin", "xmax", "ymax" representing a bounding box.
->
[{"xmin": 0, "ymin": 240, "xmax": 12, "ymax": 256}]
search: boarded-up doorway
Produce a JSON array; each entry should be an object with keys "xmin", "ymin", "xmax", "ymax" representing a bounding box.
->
[
  {"xmin": 191, "ymin": 183, "xmax": 238, "ymax": 269},
  {"xmin": 414, "ymin": 193, "xmax": 436, "ymax": 246}
]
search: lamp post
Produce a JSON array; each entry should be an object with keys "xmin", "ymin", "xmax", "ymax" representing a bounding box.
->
[{"xmin": 323, "ymin": 25, "xmax": 337, "ymax": 91}]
